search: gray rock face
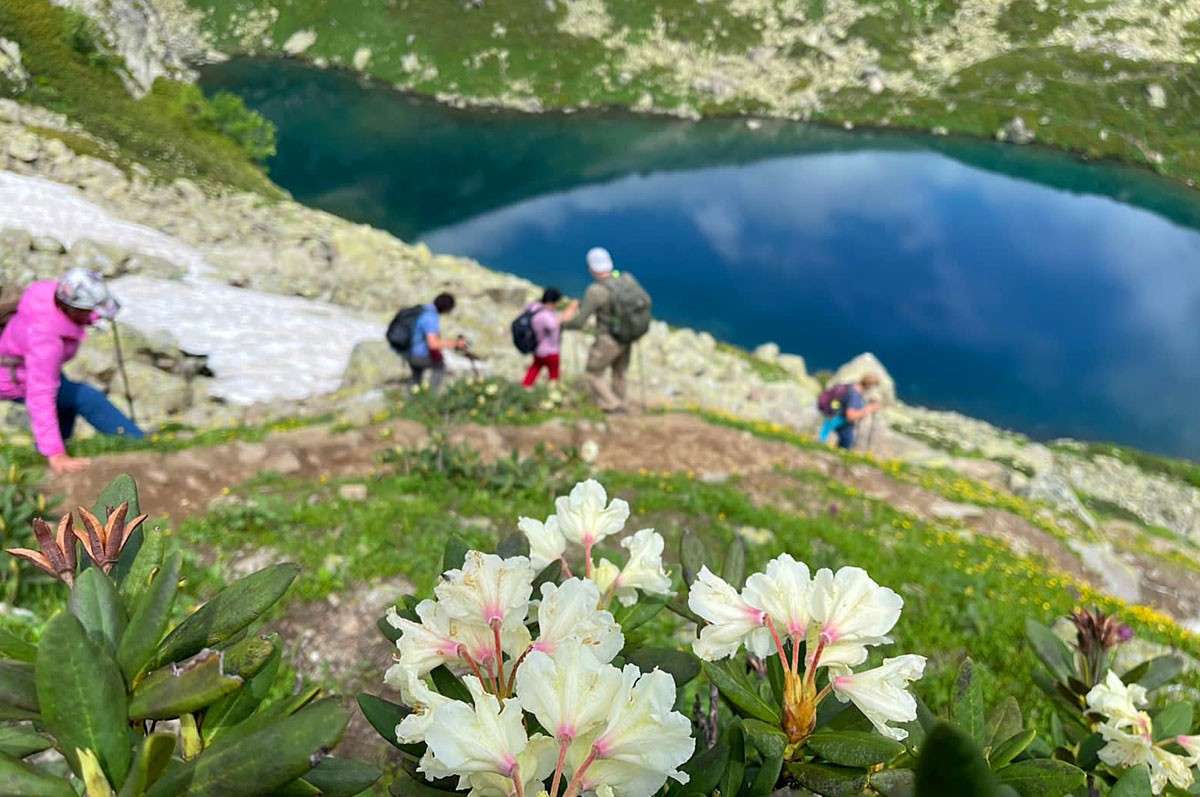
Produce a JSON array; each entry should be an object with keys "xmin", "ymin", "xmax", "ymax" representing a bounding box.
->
[
  {"xmin": 0, "ymin": 38, "xmax": 29, "ymax": 92},
  {"xmin": 341, "ymin": 340, "xmax": 409, "ymax": 392},
  {"xmin": 50, "ymin": 0, "xmax": 215, "ymax": 96},
  {"xmin": 1146, "ymin": 83, "xmax": 1167, "ymax": 109},
  {"xmin": 1020, "ymin": 470, "xmax": 1096, "ymax": 530},
  {"xmin": 833, "ymin": 352, "xmax": 896, "ymax": 402},
  {"xmin": 997, "ymin": 116, "xmax": 1035, "ymax": 145}
]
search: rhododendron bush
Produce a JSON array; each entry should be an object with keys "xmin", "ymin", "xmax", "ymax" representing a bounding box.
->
[{"xmin": 362, "ymin": 479, "xmax": 1200, "ymax": 796}]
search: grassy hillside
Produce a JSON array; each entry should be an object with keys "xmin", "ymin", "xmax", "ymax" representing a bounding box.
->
[
  {"xmin": 0, "ymin": 0, "xmax": 280, "ymax": 194},
  {"xmin": 188, "ymin": 0, "xmax": 1200, "ymax": 185}
]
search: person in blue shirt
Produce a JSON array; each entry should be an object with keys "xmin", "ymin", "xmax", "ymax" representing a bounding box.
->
[
  {"xmin": 820, "ymin": 373, "xmax": 881, "ymax": 450},
  {"xmin": 407, "ymin": 293, "xmax": 466, "ymax": 392}
]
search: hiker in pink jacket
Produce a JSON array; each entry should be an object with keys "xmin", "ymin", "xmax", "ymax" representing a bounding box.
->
[
  {"xmin": 521, "ymin": 287, "xmax": 578, "ymax": 387},
  {"xmin": 0, "ymin": 270, "xmax": 143, "ymax": 474}
]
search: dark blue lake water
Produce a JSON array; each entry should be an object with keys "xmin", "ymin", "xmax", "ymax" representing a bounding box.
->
[{"xmin": 203, "ymin": 59, "xmax": 1200, "ymax": 459}]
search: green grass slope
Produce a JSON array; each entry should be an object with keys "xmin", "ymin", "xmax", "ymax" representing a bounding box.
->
[
  {"xmin": 189, "ymin": 0, "xmax": 1200, "ymax": 185},
  {"xmin": 0, "ymin": 0, "xmax": 280, "ymax": 194}
]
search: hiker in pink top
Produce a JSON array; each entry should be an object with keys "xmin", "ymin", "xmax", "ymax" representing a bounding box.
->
[
  {"xmin": 521, "ymin": 287, "xmax": 578, "ymax": 387},
  {"xmin": 0, "ymin": 269, "xmax": 143, "ymax": 474}
]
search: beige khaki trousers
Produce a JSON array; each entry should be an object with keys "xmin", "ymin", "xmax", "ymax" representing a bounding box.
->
[{"xmin": 585, "ymin": 333, "xmax": 631, "ymax": 411}]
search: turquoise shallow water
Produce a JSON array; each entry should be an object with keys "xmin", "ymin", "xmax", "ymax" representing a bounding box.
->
[{"xmin": 203, "ymin": 59, "xmax": 1200, "ymax": 459}]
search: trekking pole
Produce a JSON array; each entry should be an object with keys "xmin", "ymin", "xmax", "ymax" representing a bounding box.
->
[{"xmin": 111, "ymin": 321, "xmax": 137, "ymax": 425}]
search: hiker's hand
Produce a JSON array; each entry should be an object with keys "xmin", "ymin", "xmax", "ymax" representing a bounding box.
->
[
  {"xmin": 455, "ymin": 337, "xmax": 469, "ymax": 350},
  {"xmin": 49, "ymin": 454, "xmax": 90, "ymax": 475}
]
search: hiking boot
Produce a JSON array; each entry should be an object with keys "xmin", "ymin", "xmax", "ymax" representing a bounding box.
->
[{"xmin": 602, "ymin": 405, "xmax": 628, "ymax": 415}]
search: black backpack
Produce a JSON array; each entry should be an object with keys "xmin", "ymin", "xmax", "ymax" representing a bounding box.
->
[
  {"xmin": 386, "ymin": 305, "xmax": 425, "ymax": 356},
  {"xmin": 511, "ymin": 306, "xmax": 546, "ymax": 354}
]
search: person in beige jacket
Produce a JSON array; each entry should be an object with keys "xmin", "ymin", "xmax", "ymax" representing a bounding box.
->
[{"xmin": 562, "ymin": 247, "xmax": 647, "ymax": 413}]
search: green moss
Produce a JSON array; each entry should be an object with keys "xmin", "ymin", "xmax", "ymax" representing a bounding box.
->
[{"xmin": 0, "ymin": 0, "xmax": 280, "ymax": 195}]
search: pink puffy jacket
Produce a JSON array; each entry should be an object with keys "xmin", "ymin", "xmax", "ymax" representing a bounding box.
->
[{"xmin": 0, "ymin": 281, "xmax": 93, "ymax": 458}]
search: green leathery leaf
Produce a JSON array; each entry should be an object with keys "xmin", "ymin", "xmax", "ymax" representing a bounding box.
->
[
  {"xmin": 989, "ymin": 728, "xmax": 1036, "ymax": 769},
  {"xmin": 92, "ymin": 474, "xmax": 142, "ymax": 586},
  {"xmin": 494, "ymin": 532, "xmax": 529, "ymax": 559},
  {"xmin": 146, "ymin": 698, "xmax": 348, "ymax": 797},
  {"xmin": 263, "ymin": 781, "xmax": 320, "ymax": 796},
  {"xmin": 985, "ymin": 697, "xmax": 1023, "ymax": 750},
  {"xmin": 788, "ymin": 762, "xmax": 870, "ymax": 796},
  {"xmin": 743, "ymin": 718, "xmax": 788, "ymax": 759},
  {"xmin": 766, "ymin": 647, "xmax": 786, "ymax": 705},
  {"xmin": 151, "ymin": 563, "xmax": 297, "ymax": 668},
  {"xmin": 0, "ymin": 661, "xmax": 39, "ymax": 716},
  {"xmin": 0, "ymin": 629, "xmax": 36, "ymax": 663},
  {"xmin": 118, "ymin": 551, "xmax": 181, "ymax": 683},
  {"xmin": 1122, "ymin": 654, "xmax": 1184, "ymax": 693},
  {"xmin": 1151, "ymin": 702, "xmax": 1192, "ymax": 740},
  {"xmin": 914, "ymin": 722, "xmax": 999, "ymax": 797},
  {"xmin": 357, "ymin": 693, "xmax": 415, "ymax": 752},
  {"xmin": 441, "ymin": 536, "xmax": 468, "ymax": 572},
  {"xmin": 68, "ymin": 568, "xmax": 127, "ymax": 654},
  {"xmin": 0, "ymin": 727, "xmax": 52, "ymax": 759},
  {"xmin": 203, "ymin": 685, "xmax": 323, "ymax": 749},
  {"xmin": 429, "ymin": 665, "xmax": 470, "ymax": 703},
  {"xmin": 953, "ymin": 658, "xmax": 986, "ymax": 746},
  {"xmin": 718, "ymin": 723, "xmax": 745, "ymax": 797},
  {"xmin": 302, "ymin": 757, "xmax": 382, "ymax": 797},
  {"xmin": 806, "ymin": 729, "xmax": 905, "ymax": 767},
  {"xmin": 994, "ymin": 759, "xmax": 1085, "ymax": 797},
  {"xmin": 1109, "ymin": 764, "xmax": 1154, "ymax": 797},
  {"xmin": 676, "ymin": 742, "xmax": 728, "ymax": 797},
  {"xmin": 748, "ymin": 742, "xmax": 785, "ymax": 797},
  {"xmin": 613, "ymin": 593, "xmax": 670, "ymax": 633},
  {"xmin": 119, "ymin": 528, "xmax": 164, "ymax": 604},
  {"xmin": 388, "ymin": 767, "xmax": 461, "ymax": 796},
  {"xmin": 1024, "ymin": 620, "xmax": 1074, "ymax": 683},
  {"xmin": 624, "ymin": 647, "xmax": 700, "ymax": 687},
  {"xmin": 35, "ymin": 612, "xmax": 130, "ymax": 784},
  {"xmin": 201, "ymin": 636, "xmax": 282, "ymax": 745},
  {"xmin": 117, "ymin": 733, "xmax": 175, "ymax": 797},
  {"xmin": 218, "ymin": 634, "xmax": 277, "ymax": 680},
  {"xmin": 0, "ymin": 750, "xmax": 76, "ymax": 797},
  {"xmin": 128, "ymin": 649, "xmax": 244, "ymax": 720},
  {"xmin": 702, "ymin": 659, "xmax": 781, "ymax": 724},
  {"xmin": 679, "ymin": 530, "xmax": 710, "ymax": 586},
  {"xmin": 721, "ymin": 536, "xmax": 746, "ymax": 589}
]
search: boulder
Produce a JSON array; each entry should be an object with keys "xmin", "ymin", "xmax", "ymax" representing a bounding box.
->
[
  {"xmin": 353, "ymin": 47, "xmax": 372, "ymax": 70},
  {"xmin": 1020, "ymin": 470, "xmax": 1096, "ymax": 530},
  {"xmin": 0, "ymin": 38, "xmax": 29, "ymax": 92},
  {"xmin": 283, "ymin": 29, "xmax": 317, "ymax": 55},
  {"xmin": 123, "ymin": 252, "xmax": 188, "ymax": 280},
  {"xmin": 997, "ymin": 116, "xmax": 1035, "ymax": 145},
  {"xmin": 7, "ymin": 130, "xmax": 40, "ymax": 163},
  {"xmin": 1146, "ymin": 83, "xmax": 1167, "ymax": 109},
  {"xmin": 69, "ymin": 239, "xmax": 129, "ymax": 277},
  {"xmin": 833, "ymin": 352, "xmax": 896, "ymax": 402},
  {"xmin": 753, "ymin": 342, "xmax": 780, "ymax": 362},
  {"xmin": 341, "ymin": 340, "xmax": 409, "ymax": 392}
]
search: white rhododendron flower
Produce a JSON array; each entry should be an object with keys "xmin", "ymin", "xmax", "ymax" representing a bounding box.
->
[
  {"xmin": 518, "ymin": 515, "xmax": 567, "ymax": 572},
  {"xmin": 688, "ymin": 566, "xmax": 771, "ymax": 660},
  {"xmin": 382, "ymin": 662, "xmax": 453, "ymax": 744},
  {"xmin": 389, "ymin": 600, "xmax": 513, "ymax": 675},
  {"xmin": 435, "ymin": 551, "xmax": 535, "ymax": 630},
  {"xmin": 830, "ymin": 655, "xmax": 927, "ymax": 741},
  {"xmin": 554, "ymin": 479, "xmax": 630, "ymax": 549},
  {"xmin": 1178, "ymin": 734, "xmax": 1200, "ymax": 764},
  {"xmin": 607, "ymin": 529, "xmax": 673, "ymax": 606},
  {"xmin": 423, "ymin": 676, "xmax": 533, "ymax": 784},
  {"xmin": 463, "ymin": 738, "xmax": 559, "ymax": 797},
  {"xmin": 567, "ymin": 666, "xmax": 695, "ymax": 797},
  {"xmin": 742, "ymin": 553, "xmax": 814, "ymax": 639},
  {"xmin": 516, "ymin": 640, "xmax": 624, "ymax": 744},
  {"xmin": 1150, "ymin": 746, "xmax": 1195, "ymax": 794},
  {"xmin": 808, "ymin": 566, "xmax": 903, "ymax": 669},
  {"xmin": 592, "ymin": 558, "xmax": 621, "ymax": 599},
  {"xmin": 531, "ymin": 578, "xmax": 623, "ymax": 663},
  {"xmin": 1086, "ymin": 671, "xmax": 1149, "ymax": 729}
]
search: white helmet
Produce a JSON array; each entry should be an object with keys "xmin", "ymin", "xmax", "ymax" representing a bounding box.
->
[{"xmin": 56, "ymin": 268, "xmax": 119, "ymax": 319}]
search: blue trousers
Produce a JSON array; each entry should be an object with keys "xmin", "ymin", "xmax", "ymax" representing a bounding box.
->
[
  {"xmin": 51, "ymin": 377, "xmax": 144, "ymax": 442},
  {"xmin": 819, "ymin": 415, "xmax": 856, "ymax": 449}
]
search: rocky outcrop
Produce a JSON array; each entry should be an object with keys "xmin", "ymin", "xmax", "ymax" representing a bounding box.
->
[
  {"xmin": 50, "ymin": 0, "xmax": 219, "ymax": 96},
  {"xmin": 0, "ymin": 38, "xmax": 29, "ymax": 92},
  {"xmin": 833, "ymin": 352, "xmax": 896, "ymax": 403}
]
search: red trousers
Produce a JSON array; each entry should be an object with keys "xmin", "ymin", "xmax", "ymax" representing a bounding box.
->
[{"xmin": 522, "ymin": 354, "xmax": 560, "ymax": 386}]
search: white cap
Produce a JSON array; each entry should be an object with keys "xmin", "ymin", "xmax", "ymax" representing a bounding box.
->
[
  {"xmin": 56, "ymin": 268, "xmax": 119, "ymax": 319},
  {"xmin": 586, "ymin": 247, "xmax": 613, "ymax": 275}
]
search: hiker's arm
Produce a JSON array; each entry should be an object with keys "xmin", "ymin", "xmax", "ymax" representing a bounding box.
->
[
  {"xmin": 844, "ymin": 402, "xmax": 880, "ymax": 423},
  {"xmin": 559, "ymin": 299, "xmax": 580, "ymax": 324},
  {"xmin": 23, "ymin": 328, "xmax": 72, "ymax": 464},
  {"xmin": 562, "ymin": 286, "xmax": 604, "ymax": 330},
  {"xmin": 425, "ymin": 332, "xmax": 466, "ymax": 352}
]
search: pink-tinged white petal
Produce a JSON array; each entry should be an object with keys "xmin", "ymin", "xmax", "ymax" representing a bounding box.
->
[
  {"xmin": 831, "ymin": 655, "xmax": 926, "ymax": 741},
  {"xmin": 554, "ymin": 479, "xmax": 630, "ymax": 547},
  {"xmin": 610, "ymin": 530, "xmax": 673, "ymax": 606},
  {"xmin": 688, "ymin": 566, "xmax": 770, "ymax": 661},
  {"xmin": 533, "ymin": 578, "xmax": 624, "ymax": 664},
  {"xmin": 435, "ymin": 550, "xmax": 535, "ymax": 629},
  {"xmin": 464, "ymin": 735, "xmax": 559, "ymax": 797},
  {"xmin": 516, "ymin": 641, "xmax": 624, "ymax": 743},
  {"xmin": 574, "ymin": 758, "xmax": 676, "ymax": 797},
  {"xmin": 743, "ymin": 553, "xmax": 814, "ymax": 638},
  {"xmin": 1150, "ymin": 746, "xmax": 1195, "ymax": 793},
  {"xmin": 1097, "ymin": 721, "xmax": 1159, "ymax": 791},
  {"xmin": 519, "ymin": 515, "xmax": 567, "ymax": 571},
  {"xmin": 1177, "ymin": 735, "xmax": 1200, "ymax": 765},
  {"xmin": 383, "ymin": 663, "xmax": 453, "ymax": 744},
  {"xmin": 424, "ymin": 676, "xmax": 530, "ymax": 780},
  {"xmin": 1086, "ymin": 671, "xmax": 1148, "ymax": 729},
  {"xmin": 809, "ymin": 566, "xmax": 902, "ymax": 651}
]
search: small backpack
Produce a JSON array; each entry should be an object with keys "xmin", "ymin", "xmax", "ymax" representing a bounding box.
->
[
  {"xmin": 511, "ymin": 306, "xmax": 545, "ymax": 354},
  {"xmin": 386, "ymin": 305, "xmax": 426, "ymax": 356},
  {"xmin": 817, "ymin": 383, "xmax": 852, "ymax": 417},
  {"xmin": 0, "ymin": 285, "xmax": 24, "ymax": 336},
  {"xmin": 605, "ymin": 273, "xmax": 652, "ymax": 344}
]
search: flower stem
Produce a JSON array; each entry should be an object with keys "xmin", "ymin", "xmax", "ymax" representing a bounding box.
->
[
  {"xmin": 505, "ymin": 645, "xmax": 534, "ymax": 697},
  {"xmin": 764, "ymin": 616, "xmax": 790, "ymax": 669},
  {"xmin": 459, "ymin": 647, "xmax": 492, "ymax": 691},
  {"xmin": 790, "ymin": 632, "xmax": 801, "ymax": 673},
  {"xmin": 584, "ymin": 541, "xmax": 594, "ymax": 578},
  {"xmin": 559, "ymin": 558, "xmax": 574, "ymax": 579},
  {"xmin": 561, "ymin": 745, "xmax": 599, "ymax": 797},
  {"xmin": 806, "ymin": 637, "xmax": 827, "ymax": 686},
  {"xmin": 511, "ymin": 763, "xmax": 526, "ymax": 797},
  {"xmin": 550, "ymin": 737, "xmax": 571, "ymax": 797},
  {"xmin": 492, "ymin": 621, "xmax": 506, "ymax": 697}
]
